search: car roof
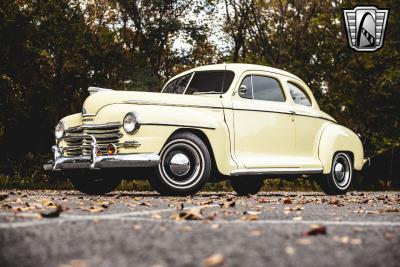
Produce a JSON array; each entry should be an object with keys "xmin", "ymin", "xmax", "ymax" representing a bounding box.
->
[{"xmin": 177, "ymin": 63, "xmax": 302, "ymax": 81}]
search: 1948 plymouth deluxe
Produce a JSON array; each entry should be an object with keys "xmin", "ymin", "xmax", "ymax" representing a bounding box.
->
[{"xmin": 44, "ymin": 64, "xmax": 364, "ymax": 196}]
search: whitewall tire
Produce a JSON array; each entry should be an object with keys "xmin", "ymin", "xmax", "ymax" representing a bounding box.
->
[
  {"xmin": 317, "ymin": 152, "xmax": 353, "ymax": 195},
  {"xmin": 148, "ymin": 132, "xmax": 211, "ymax": 196}
]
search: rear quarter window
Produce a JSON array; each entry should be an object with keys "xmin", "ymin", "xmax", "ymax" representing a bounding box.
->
[{"xmin": 287, "ymin": 82, "xmax": 312, "ymax": 106}]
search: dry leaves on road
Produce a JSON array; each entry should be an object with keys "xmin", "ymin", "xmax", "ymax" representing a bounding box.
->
[
  {"xmin": 80, "ymin": 206, "xmax": 105, "ymax": 213},
  {"xmin": 332, "ymin": 236, "xmax": 362, "ymax": 245},
  {"xmin": 203, "ymin": 253, "xmax": 224, "ymax": 266},
  {"xmin": 0, "ymin": 193, "xmax": 9, "ymax": 201},
  {"xmin": 40, "ymin": 205, "xmax": 63, "ymax": 218},
  {"xmin": 220, "ymin": 200, "xmax": 236, "ymax": 209},
  {"xmin": 304, "ymin": 225, "xmax": 327, "ymax": 236},
  {"xmin": 241, "ymin": 211, "xmax": 260, "ymax": 221},
  {"xmin": 283, "ymin": 198, "xmax": 293, "ymax": 204},
  {"xmin": 174, "ymin": 207, "xmax": 204, "ymax": 220}
]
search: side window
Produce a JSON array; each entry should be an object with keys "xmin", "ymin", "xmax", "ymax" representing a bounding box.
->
[
  {"xmin": 287, "ymin": 82, "xmax": 312, "ymax": 106},
  {"xmin": 163, "ymin": 73, "xmax": 192, "ymax": 94},
  {"xmin": 238, "ymin": 76, "xmax": 253, "ymax": 99},
  {"xmin": 252, "ymin": 75, "xmax": 285, "ymax": 102}
]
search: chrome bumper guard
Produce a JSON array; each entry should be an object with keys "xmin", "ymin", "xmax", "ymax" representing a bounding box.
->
[{"xmin": 43, "ymin": 134, "xmax": 160, "ymax": 171}]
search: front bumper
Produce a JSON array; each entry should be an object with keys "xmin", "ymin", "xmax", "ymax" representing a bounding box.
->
[{"xmin": 43, "ymin": 133, "xmax": 160, "ymax": 171}]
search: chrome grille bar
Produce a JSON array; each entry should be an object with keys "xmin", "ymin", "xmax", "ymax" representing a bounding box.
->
[{"xmin": 62, "ymin": 123, "xmax": 122, "ymax": 156}]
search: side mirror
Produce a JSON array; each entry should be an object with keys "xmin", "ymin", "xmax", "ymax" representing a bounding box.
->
[{"xmin": 238, "ymin": 85, "xmax": 247, "ymax": 95}]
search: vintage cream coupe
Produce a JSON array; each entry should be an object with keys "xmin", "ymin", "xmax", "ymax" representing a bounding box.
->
[{"xmin": 44, "ymin": 64, "xmax": 364, "ymax": 196}]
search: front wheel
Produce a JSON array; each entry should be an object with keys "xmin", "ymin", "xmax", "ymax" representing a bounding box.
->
[
  {"xmin": 317, "ymin": 152, "xmax": 353, "ymax": 195},
  {"xmin": 230, "ymin": 176, "xmax": 264, "ymax": 196},
  {"xmin": 148, "ymin": 132, "xmax": 211, "ymax": 196},
  {"xmin": 68, "ymin": 170, "xmax": 122, "ymax": 195}
]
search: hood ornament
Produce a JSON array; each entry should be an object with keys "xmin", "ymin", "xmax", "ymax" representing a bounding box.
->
[{"xmin": 88, "ymin": 86, "xmax": 114, "ymax": 95}]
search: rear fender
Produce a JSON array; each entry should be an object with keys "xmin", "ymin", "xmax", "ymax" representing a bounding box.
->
[{"xmin": 319, "ymin": 124, "xmax": 364, "ymax": 173}]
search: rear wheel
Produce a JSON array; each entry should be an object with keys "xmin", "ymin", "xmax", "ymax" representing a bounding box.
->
[
  {"xmin": 148, "ymin": 132, "xmax": 211, "ymax": 196},
  {"xmin": 230, "ymin": 176, "xmax": 264, "ymax": 196},
  {"xmin": 317, "ymin": 152, "xmax": 353, "ymax": 195},
  {"xmin": 68, "ymin": 170, "xmax": 121, "ymax": 195}
]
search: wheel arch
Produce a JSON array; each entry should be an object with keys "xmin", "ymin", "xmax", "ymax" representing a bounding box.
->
[
  {"xmin": 167, "ymin": 128, "xmax": 223, "ymax": 178},
  {"xmin": 319, "ymin": 124, "xmax": 364, "ymax": 174}
]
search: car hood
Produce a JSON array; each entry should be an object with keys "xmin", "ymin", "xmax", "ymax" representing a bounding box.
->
[{"xmin": 82, "ymin": 90, "xmax": 223, "ymax": 115}]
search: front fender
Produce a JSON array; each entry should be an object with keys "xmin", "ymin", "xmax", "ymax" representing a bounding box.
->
[
  {"xmin": 94, "ymin": 103, "xmax": 236, "ymax": 175},
  {"xmin": 319, "ymin": 124, "xmax": 364, "ymax": 173}
]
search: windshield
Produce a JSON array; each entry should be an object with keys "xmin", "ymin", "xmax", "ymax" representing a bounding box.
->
[{"xmin": 162, "ymin": 70, "xmax": 235, "ymax": 95}]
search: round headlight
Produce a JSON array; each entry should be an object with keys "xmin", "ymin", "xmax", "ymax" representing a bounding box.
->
[
  {"xmin": 123, "ymin": 113, "xmax": 139, "ymax": 133},
  {"xmin": 55, "ymin": 122, "xmax": 65, "ymax": 139}
]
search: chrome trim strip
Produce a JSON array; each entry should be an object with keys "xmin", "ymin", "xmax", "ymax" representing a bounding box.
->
[
  {"xmin": 66, "ymin": 126, "xmax": 83, "ymax": 133},
  {"xmin": 140, "ymin": 122, "xmax": 216, "ymax": 130},
  {"xmin": 123, "ymin": 100, "xmax": 222, "ymax": 110},
  {"xmin": 231, "ymin": 107, "xmax": 336, "ymax": 123},
  {"xmin": 231, "ymin": 167, "xmax": 323, "ymax": 176},
  {"xmin": 82, "ymin": 122, "xmax": 121, "ymax": 129},
  {"xmin": 123, "ymin": 100, "xmax": 335, "ymax": 123}
]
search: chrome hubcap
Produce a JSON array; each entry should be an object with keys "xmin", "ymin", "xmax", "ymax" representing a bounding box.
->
[
  {"xmin": 159, "ymin": 139, "xmax": 204, "ymax": 189},
  {"xmin": 332, "ymin": 154, "xmax": 352, "ymax": 189},
  {"xmin": 169, "ymin": 153, "xmax": 191, "ymax": 176},
  {"xmin": 334, "ymin": 163, "xmax": 345, "ymax": 180}
]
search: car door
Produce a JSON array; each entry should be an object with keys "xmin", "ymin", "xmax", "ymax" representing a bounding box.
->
[
  {"xmin": 285, "ymin": 80, "xmax": 327, "ymax": 169},
  {"xmin": 232, "ymin": 71, "xmax": 296, "ymax": 168}
]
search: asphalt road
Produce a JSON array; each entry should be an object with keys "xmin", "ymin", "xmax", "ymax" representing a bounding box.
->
[{"xmin": 0, "ymin": 190, "xmax": 399, "ymax": 267}]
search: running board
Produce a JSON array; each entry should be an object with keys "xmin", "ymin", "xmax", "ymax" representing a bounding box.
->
[{"xmin": 231, "ymin": 168, "xmax": 323, "ymax": 176}]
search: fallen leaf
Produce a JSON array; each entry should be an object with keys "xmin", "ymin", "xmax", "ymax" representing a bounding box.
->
[
  {"xmin": 41, "ymin": 199, "xmax": 56, "ymax": 207},
  {"xmin": 180, "ymin": 225, "xmax": 193, "ymax": 232},
  {"xmin": 139, "ymin": 202, "xmax": 152, "ymax": 206},
  {"xmin": 384, "ymin": 233, "xmax": 395, "ymax": 240},
  {"xmin": 203, "ymin": 253, "xmax": 224, "ymax": 266},
  {"xmin": 350, "ymin": 238, "xmax": 362, "ymax": 245},
  {"xmin": 16, "ymin": 213, "xmax": 42, "ymax": 219},
  {"xmin": 40, "ymin": 205, "xmax": 63, "ymax": 218},
  {"xmin": 283, "ymin": 198, "xmax": 292, "ymax": 204},
  {"xmin": 152, "ymin": 213, "xmax": 162, "ymax": 219},
  {"xmin": 258, "ymin": 197, "xmax": 268, "ymax": 203},
  {"xmin": 365, "ymin": 210, "xmax": 379, "ymax": 214},
  {"xmin": 249, "ymin": 230, "xmax": 262, "ymax": 236},
  {"xmin": 81, "ymin": 206, "xmax": 105, "ymax": 213},
  {"xmin": 175, "ymin": 207, "xmax": 203, "ymax": 220},
  {"xmin": 201, "ymin": 200, "xmax": 214, "ymax": 205},
  {"xmin": 0, "ymin": 193, "xmax": 9, "ymax": 201},
  {"xmin": 210, "ymin": 224, "xmax": 220, "ymax": 230},
  {"xmin": 243, "ymin": 211, "xmax": 261, "ymax": 215},
  {"xmin": 332, "ymin": 236, "xmax": 360, "ymax": 244},
  {"xmin": 240, "ymin": 213, "xmax": 258, "ymax": 221},
  {"xmin": 285, "ymin": 246, "xmax": 295, "ymax": 255},
  {"xmin": 297, "ymin": 238, "xmax": 312, "ymax": 245},
  {"xmin": 379, "ymin": 207, "xmax": 399, "ymax": 213},
  {"xmin": 220, "ymin": 200, "xmax": 236, "ymax": 208},
  {"xmin": 132, "ymin": 224, "xmax": 142, "ymax": 231},
  {"xmin": 304, "ymin": 225, "xmax": 327, "ymax": 236}
]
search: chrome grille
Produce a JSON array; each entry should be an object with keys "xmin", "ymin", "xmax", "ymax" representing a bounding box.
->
[
  {"xmin": 63, "ymin": 123, "xmax": 122, "ymax": 156},
  {"xmin": 64, "ymin": 126, "xmax": 83, "ymax": 156}
]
